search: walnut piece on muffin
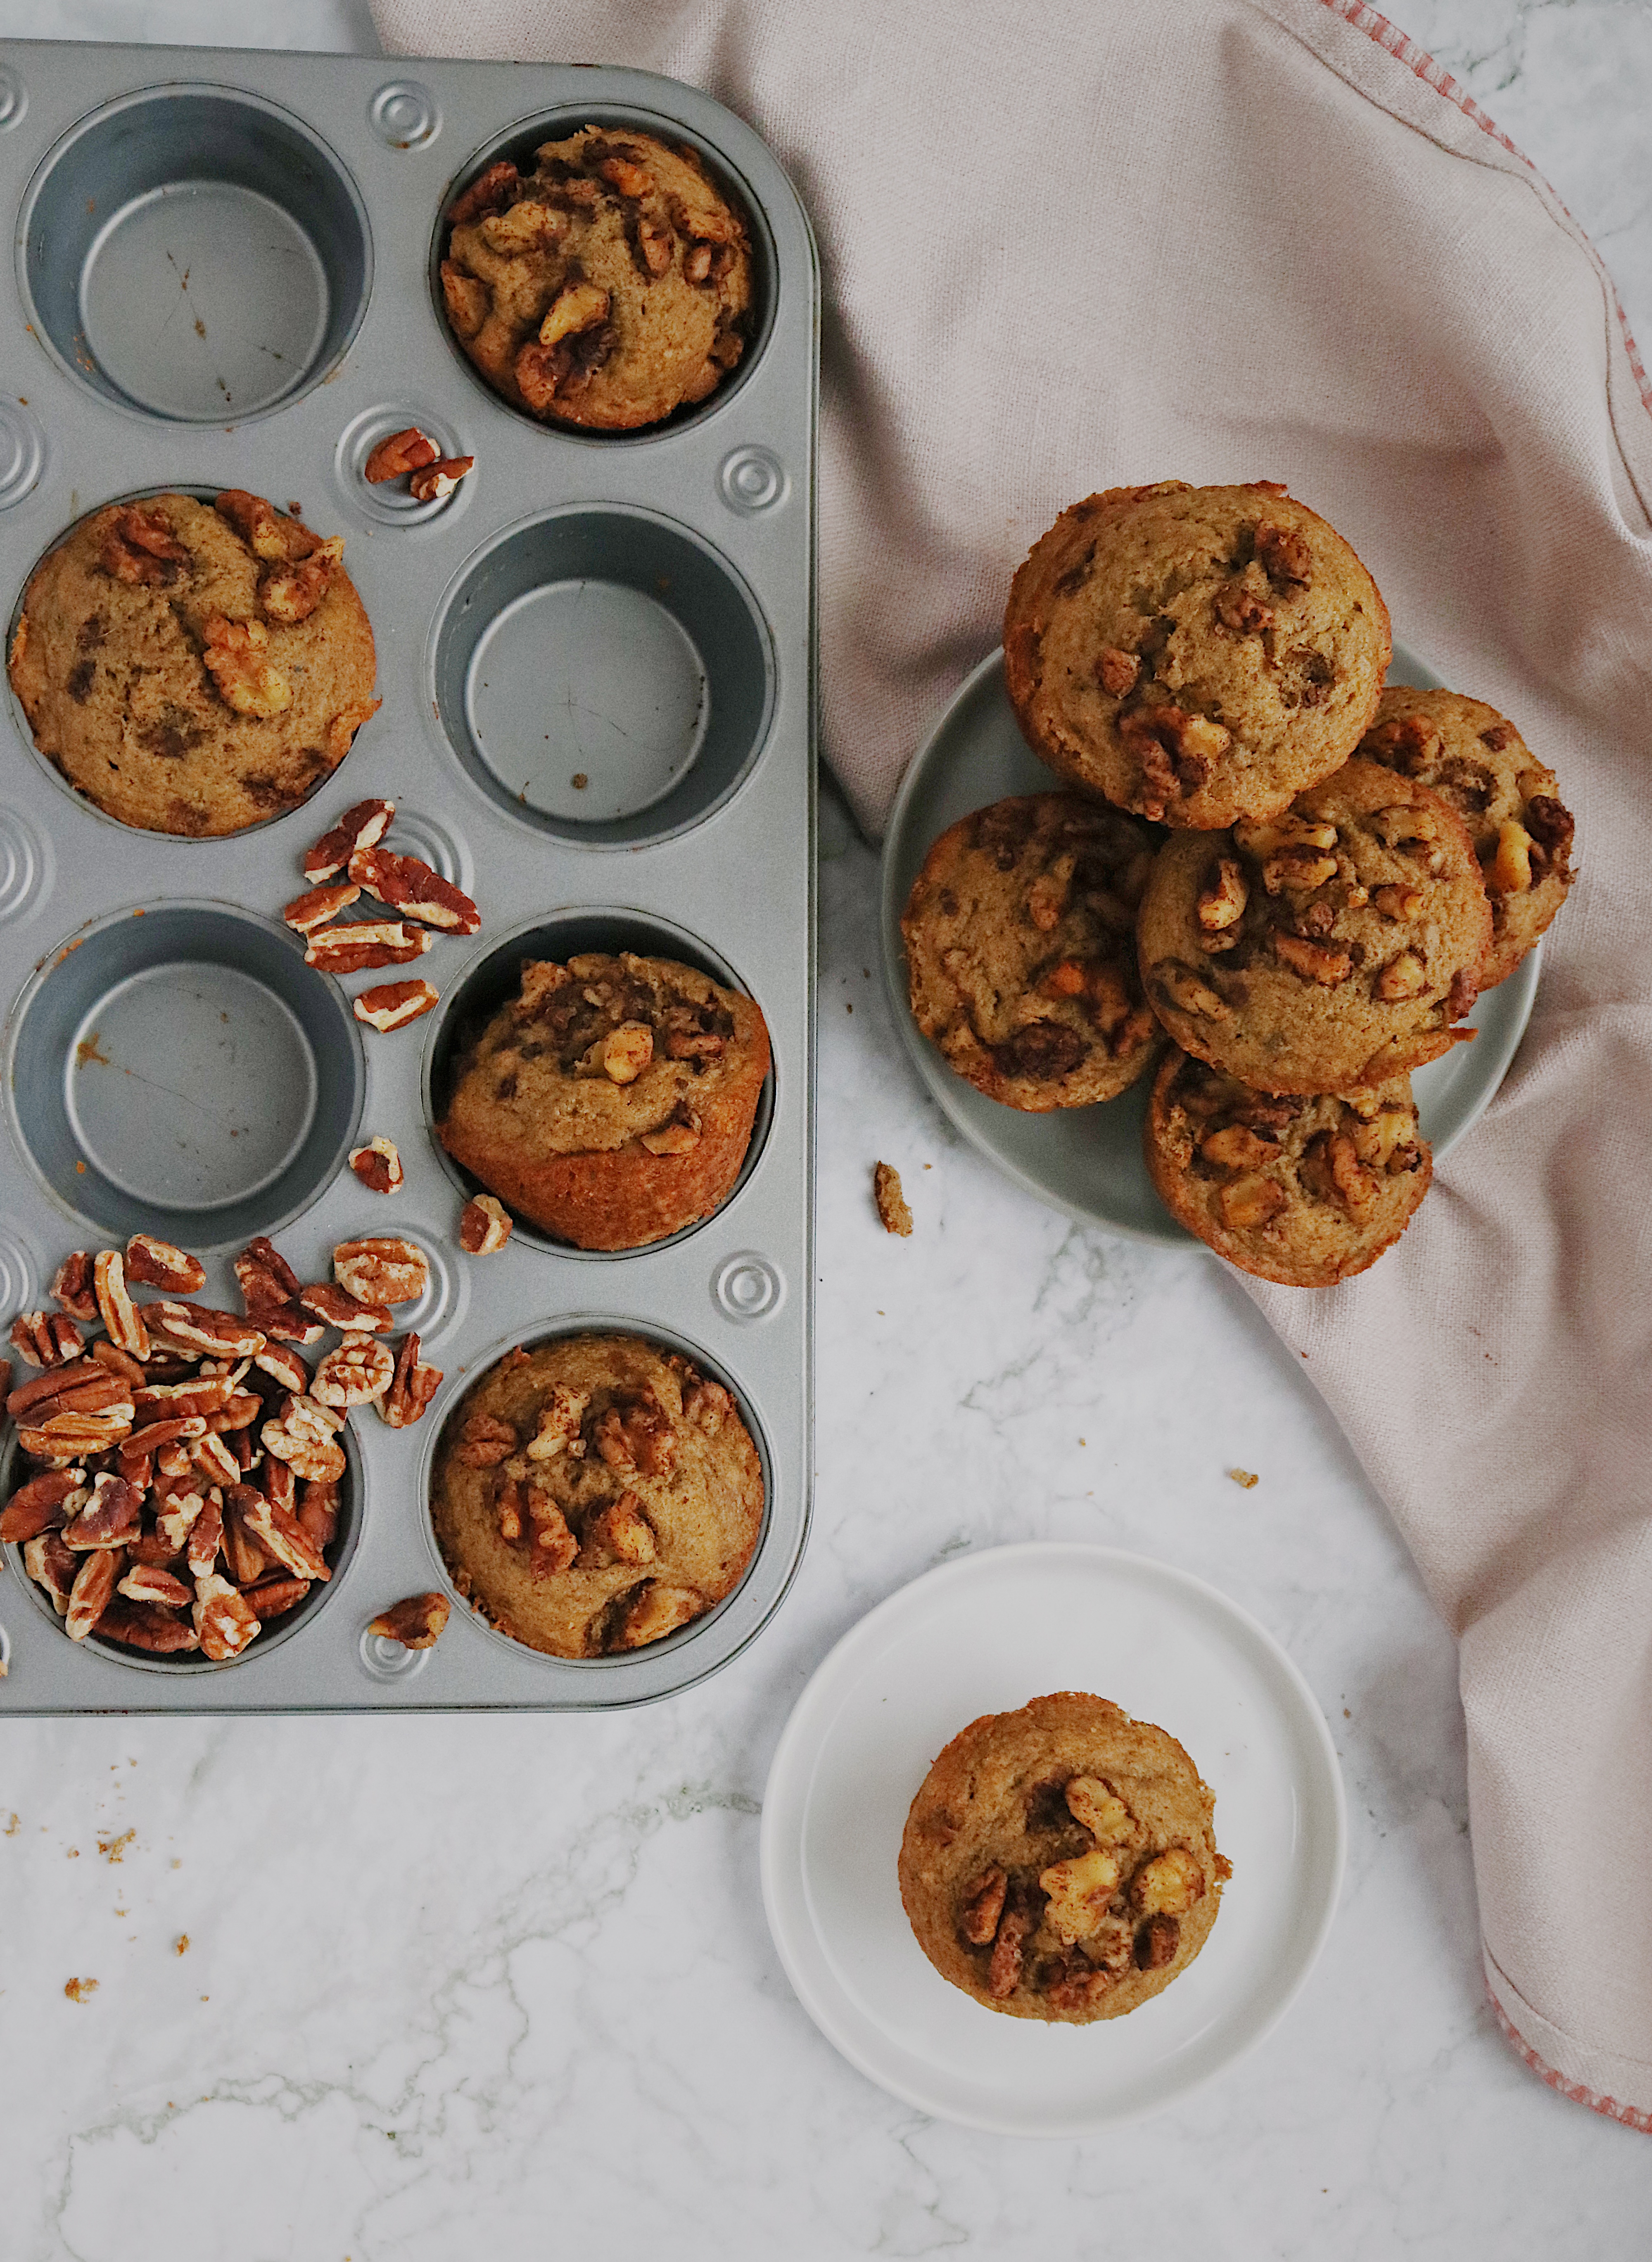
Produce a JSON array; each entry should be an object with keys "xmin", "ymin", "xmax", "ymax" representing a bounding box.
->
[
  {"xmin": 438, "ymin": 951, "xmax": 770, "ymax": 1251},
  {"xmin": 1144, "ymin": 1049, "xmax": 1431, "ymax": 1284},
  {"xmin": 439, "ymin": 126, "xmax": 752, "ymax": 432},
  {"xmin": 902, "ymin": 792, "xmax": 1162, "ymax": 1110},
  {"xmin": 1004, "ymin": 481, "xmax": 1391, "ymax": 828},
  {"xmin": 1137, "ymin": 759, "xmax": 1492, "ymax": 1093},
  {"xmin": 7, "ymin": 491, "xmax": 378, "ymax": 838},
  {"xmin": 430, "ymin": 1334, "xmax": 763, "ymax": 1659},
  {"xmin": 1356, "ymin": 684, "xmax": 1575, "ymax": 989},
  {"xmin": 897, "ymin": 1692, "xmax": 1230, "ymax": 2022}
]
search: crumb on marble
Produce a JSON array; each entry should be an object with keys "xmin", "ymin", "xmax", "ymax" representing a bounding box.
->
[
  {"xmin": 175, "ymin": 1934, "xmax": 190, "ymax": 1956},
  {"xmin": 3, "ymin": 1813, "xmax": 18, "ymax": 1835},
  {"xmin": 64, "ymin": 1977, "xmax": 98, "ymax": 2003},
  {"xmin": 873, "ymin": 1161, "xmax": 912, "ymax": 1237},
  {"xmin": 1227, "ymin": 1468, "xmax": 1259, "ymax": 1490},
  {"xmin": 98, "ymin": 1830, "xmax": 135, "ymax": 1863}
]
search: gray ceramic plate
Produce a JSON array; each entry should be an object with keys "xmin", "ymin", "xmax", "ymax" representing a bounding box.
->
[{"xmin": 879, "ymin": 644, "xmax": 1539, "ymax": 1248}]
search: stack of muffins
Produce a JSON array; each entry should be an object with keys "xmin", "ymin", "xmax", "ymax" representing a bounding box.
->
[{"xmin": 902, "ymin": 480, "xmax": 1576, "ymax": 1284}]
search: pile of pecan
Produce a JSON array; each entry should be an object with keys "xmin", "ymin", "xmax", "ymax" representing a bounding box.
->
[
  {"xmin": 363, "ymin": 426, "xmax": 474, "ymax": 505},
  {"xmin": 0, "ymin": 1232, "xmax": 441, "ymax": 1663},
  {"xmin": 284, "ymin": 796, "xmax": 482, "ymax": 1039}
]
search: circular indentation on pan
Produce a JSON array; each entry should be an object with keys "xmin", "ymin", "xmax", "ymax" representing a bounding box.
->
[
  {"xmin": 714, "ymin": 1251, "xmax": 785, "ymax": 1323},
  {"xmin": 4, "ymin": 901, "xmax": 365, "ymax": 1248},
  {"xmin": 0, "ymin": 1225, "xmax": 39, "ymax": 1320},
  {"xmin": 0, "ymin": 1420, "xmax": 362, "ymax": 1675},
  {"xmin": 430, "ymin": 104, "xmax": 778, "ymax": 444},
  {"xmin": 430, "ymin": 506, "xmax": 774, "ymax": 846},
  {"xmin": 0, "ymin": 805, "xmax": 50, "ymax": 928},
  {"xmin": 422, "ymin": 907, "xmax": 774, "ymax": 1259},
  {"xmin": 719, "ymin": 445, "xmax": 788, "ymax": 515},
  {"xmin": 358, "ymin": 1623, "xmax": 430, "ymax": 1680},
  {"xmin": 0, "ymin": 65, "xmax": 26, "ymax": 131},
  {"xmin": 335, "ymin": 404, "xmax": 470, "ymax": 529},
  {"xmin": 368, "ymin": 80, "xmax": 441, "ymax": 151},
  {"xmin": 419, "ymin": 1313, "xmax": 774, "ymax": 1672},
  {"xmin": 0, "ymin": 397, "xmax": 45, "ymax": 510},
  {"xmin": 19, "ymin": 86, "xmax": 372, "ymax": 425},
  {"xmin": 343, "ymin": 1228, "xmax": 465, "ymax": 1352},
  {"xmin": 380, "ymin": 809, "xmax": 470, "ymax": 891}
]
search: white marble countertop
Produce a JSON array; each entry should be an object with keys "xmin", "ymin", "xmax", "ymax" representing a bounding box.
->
[{"xmin": 2, "ymin": 3, "xmax": 1650, "ymax": 2255}]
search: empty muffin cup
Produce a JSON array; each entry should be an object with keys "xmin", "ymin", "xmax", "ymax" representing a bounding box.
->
[
  {"xmin": 4, "ymin": 902, "xmax": 364, "ymax": 1248},
  {"xmin": 429, "ymin": 506, "xmax": 774, "ymax": 846},
  {"xmin": 423, "ymin": 907, "xmax": 774, "ymax": 1257},
  {"xmin": 18, "ymin": 85, "xmax": 372, "ymax": 423}
]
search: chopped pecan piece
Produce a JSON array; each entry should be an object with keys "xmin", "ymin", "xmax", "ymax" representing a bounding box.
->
[
  {"xmin": 185, "ymin": 1492, "xmax": 225, "ymax": 1578},
  {"xmin": 610, "ymin": 1581, "xmax": 702, "ymax": 1650},
  {"xmin": 1486, "ymin": 820, "xmax": 1534, "ymax": 895},
  {"xmin": 62, "ymin": 1473, "xmax": 143, "ymax": 1551},
  {"xmin": 368, "ymin": 1593, "xmax": 450, "ymax": 1650},
  {"xmin": 1038, "ymin": 1848, "xmax": 1123, "ymax": 1946},
  {"xmin": 1254, "ymin": 520, "xmax": 1312, "ymax": 586},
  {"xmin": 1196, "ymin": 856, "xmax": 1248, "ymax": 934},
  {"xmin": 333, "ymin": 1236, "xmax": 429, "ymax": 1307},
  {"xmin": 1272, "ymin": 930, "xmax": 1352, "ymax": 985},
  {"xmin": 1372, "ymin": 883, "xmax": 1424, "ymax": 921},
  {"xmin": 1446, "ymin": 969, "xmax": 1479, "ymax": 1021},
  {"xmin": 1260, "ymin": 846, "xmax": 1339, "ymax": 896},
  {"xmin": 448, "ymin": 159, "xmax": 520, "ymax": 228},
  {"xmin": 957, "ymin": 1866, "xmax": 1009, "ymax": 1947},
  {"xmin": 1065, "ymin": 1777, "xmax": 1135, "ymax": 1844},
  {"xmin": 347, "ymin": 846, "xmax": 481, "ymax": 934},
  {"xmin": 539, "ymin": 280, "xmax": 611, "ymax": 349},
  {"xmin": 634, "ymin": 216, "xmax": 674, "ymax": 274},
  {"xmin": 602, "ymin": 1023, "xmax": 654, "ymax": 1083},
  {"xmin": 1130, "ymin": 1846, "xmax": 1205, "ymax": 1915},
  {"xmin": 123, "ymin": 1235, "xmax": 205, "ymax": 1294},
  {"xmin": 1026, "ymin": 866, "xmax": 1068, "ymax": 932},
  {"xmin": 349, "ymin": 1137, "xmax": 404, "ymax": 1195},
  {"xmin": 987, "ymin": 1892, "xmax": 1035, "ymax": 1999},
  {"xmin": 200, "ymin": 615, "xmax": 290, "ymax": 718},
  {"xmin": 215, "ymin": 489, "xmax": 316, "ymax": 563},
  {"xmin": 100, "ymin": 504, "xmax": 191, "ymax": 585},
  {"xmin": 1374, "ymin": 950, "xmax": 1428, "ymax": 1001},
  {"xmin": 1362, "ymin": 712, "xmax": 1442, "ymax": 773},
  {"xmin": 364, "ymin": 427, "xmax": 440, "ymax": 484},
  {"xmin": 296, "ymin": 1477, "xmax": 339, "ymax": 1555},
  {"xmin": 638, "ymin": 1106, "xmax": 701, "ymax": 1156},
  {"xmin": 1096, "ymin": 646, "xmax": 1139, "ymax": 695},
  {"xmin": 458, "ymin": 1195, "xmax": 512, "ymax": 1254},
  {"xmin": 50, "ymin": 1253, "xmax": 100, "ymax": 1322},
  {"xmin": 1218, "ymin": 1174, "xmax": 1288, "ymax": 1230},
  {"xmin": 354, "ymin": 978, "xmax": 439, "ymax": 1033},
  {"xmin": 219, "ymin": 1488, "xmax": 271, "ymax": 1587},
  {"xmin": 1213, "ymin": 585, "xmax": 1274, "ymax": 634},
  {"xmin": 439, "ymin": 259, "xmax": 489, "ymax": 337},
  {"xmin": 523, "ymin": 1384, "xmax": 589, "ymax": 1462},
  {"xmin": 873, "ymin": 1160, "xmax": 913, "ymax": 1237},
  {"xmin": 456, "ymin": 1412, "xmax": 517, "ymax": 1469},
  {"xmin": 408, "ymin": 456, "xmax": 475, "ymax": 505},
  {"xmin": 9, "ymin": 1310, "xmax": 83, "ymax": 1368},
  {"xmin": 1200, "ymin": 1124, "xmax": 1281, "ymax": 1170},
  {"xmin": 1120, "ymin": 706, "xmax": 1231, "ymax": 814},
  {"xmin": 1153, "ymin": 962, "xmax": 1233, "ymax": 1023},
  {"xmin": 1135, "ymin": 1912, "xmax": 1182, "ymax": 1970},
  {"xmin": 992, "ymin": 1020, "xmax": 1089, "ymax": 1081},
  {"xmin": 1234, "ymin": 814, "xmax": 1339, "ymax": 859},
  {"xmin": 1524, "ymin": 795, "xmax": 1574, "ymax": 879},
  {"xmin": 581, "ymin": 1491, "xmax": 656, "ymax": 1567},
  {"xmin": 525, "ymin": 1490, "xmax": 578, "ymax": 1573},
  {"xmin": 304, "ymin": 798, "xmax": 395, "ymax": 883},
  {"xmin": 479, "ymin": 199, "xmax": 567, "ymax": 254},
  {"xmin": 283, "ymin": 881, "xmax": 361, "ymax": 934},
  {"xmin": 259, "ymin": 536, "xmax": 344, "ymax": 626}
]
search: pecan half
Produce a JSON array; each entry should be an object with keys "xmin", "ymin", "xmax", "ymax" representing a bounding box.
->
[
  {"xmin": 368, "ymin": 1592, "xmax": 450, "ymax": 1650},
  {"xmin": 458, "ymin": 1196, "xmax": 512, "ymax": 1254},
  {"xmin": 50, "ymin": 1253, "xmax": 100, "ymax": 1322},
  {"xmin": 93, "ymin": 1251, "xmax": 149, "ymax": 1358},
  {"xmin": 9, "ymin": 1310, "xmax": 83, "ymax": 1368},
  {"xmin": 97, "ymin": 1600, "xmax": 199, "ymax": 1653},
  {"xmin": 201, "ymin": 615, "xmax": 290, "ymax": 717},
  {"xmin": 283, "ymin": 882, "xmax": 361, "ymax": 934},
  {"xmin": 240, "ymin": 1574, "xmax": 309, "ymax": 1621},
  {"xmin": 408, "ymin": 457, "xmax": 475, "ymax": 505},
  {"xmin": 364, "ymin": 427, "xmax": 440, "ymax": 484},
  {"xmin": 24, "ymin": 1529, "xmax": 79, "ymax": 1612},
  {"xmin": 238, "ymin": 1489, "xmax": 331, "ymax": 1583},
  {"xmin": 0, "ymin": 1468, "xmax": 84, "ymax": 1542},
  {"xmin": 215, "ymin": 489, "xmax": 315, "ymax": 563},
  {"xmin": 354, "ymin": 978, "xmax": 439, "ymax": 1033},
  {"xmin": 377, "ymin": 1333, "xmax": 441, "ymax": 1429},
  {"xmin": 333, "ymin": 1237, "xmax": 429, "ymax": 1307},
  {"xmin": 312, "ymin": 1338, "xmax": 396, "ymax": 1408},
  {"xmin": 123, "ymin": 1235, "xmax": 205, "ymax": 1294},
  {"xmin": 304, "ymin": 921, "xmax": 432, "ymax": 975},
  {"xmin": 149, "ymin": 1302, "xmax": 265, "ymax": 1359},
  {"xmin": 193, "ymin": 1572, "xmax": 260, "ymax": 1661},
  {"xmin": 304, "ymin": 798, "xmax": 395, "ymax": 883},
  {"xmin": 261, "ymin": 1395, "xmax": 346, "ymax": 1485},
  {"xmin": 347, "ymin": 846, "xmax": 481, "ymax": 934},
  {"xmin": 297, "ymin": 1282, "xmax": 392, "ymax": 1334},
  {"xmin": 65, "ymin": 1549, "xmax": 123, "ymax": 1640},
  {"xmin": 349, "ymin": 1137, "xmax": 404, "ymax": 1195},
  {"xmin": 456, "ymin": 1412, "xmax": 516, "ymax": 1468},
  {"xmin": 62, "ymin": 1473, "xmax": 144, "ymax": 1551}
]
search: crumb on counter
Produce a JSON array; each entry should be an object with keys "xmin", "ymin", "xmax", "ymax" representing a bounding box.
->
[
  {"xmin": 873, "ymin": 1161, "xmax": 913, "ymax": 1237},
  {"xmin": 1227, "ymin": 1468, "xmax": 1259, "ymax": 1490},
  {"xmin": 64, "ymin": 1977, "xmax": 98, "ymax": 2003},
  {"xmin": 175, "ymin": 1934, "xmax": 190, "ymax": 1956}
]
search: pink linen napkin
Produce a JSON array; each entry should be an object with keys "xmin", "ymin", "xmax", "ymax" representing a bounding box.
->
[{"xmin": 371, "ymin": 0, "xmax": 1652, "ymax": 2127}]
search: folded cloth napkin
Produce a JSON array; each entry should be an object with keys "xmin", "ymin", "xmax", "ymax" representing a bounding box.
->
[{"xmin": 373, "ymin": 0, "xmax": 1652, "ymax": 2127}]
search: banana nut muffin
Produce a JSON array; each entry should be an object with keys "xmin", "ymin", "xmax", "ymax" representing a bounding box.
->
[
  {"xmin": 430, "ymin": 1333, "xmax": 764, "ymax": 1658},
  {"xmin": 438, "ymin": 952, "xmax": 770, "ymax": 1251},
  {"xmin": 1003, "ymin": 481, "xmax": 1391, "ymax": 828},
  {"xmin": 898, "ymin": 1692, "xmax": 1230, "ymax": 2023},
  {"xmin": 1137, "ymin": 760, "xmax": 1492, "ymax": 1092},
  {"xmin": 439, "ymin": 126, "xmax": 752, "ymax": 431},
  {"xmin": 1144, "ymin": 1049, "xmax": 1431, "ymax": 1284},
  {"xmin": 1357, "ymin": 685, "xmax": 1575, "ymax": 989},
  {"xmin": 901, "ymin": 793, "xmax": 1161, "ymax": 1109},
  {"xmin": 8, "ymin": 491, "xmax": 378, "ymax": 837}
]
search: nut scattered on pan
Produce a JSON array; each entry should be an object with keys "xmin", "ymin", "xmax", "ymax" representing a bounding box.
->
[
  {"xmin": 304, "ymin": 920, "xmax": 432, "ymax": 975},
  {"xmin": 348, "ymin": 846, "xmax": 481, "ymax": 935},
  {"xmin": 304, "ymin": 798, "xmax": 394, "ymax": 884},
  {"xmin": 354, "ymin": 978, "xmax": 439, "ymax": 1033},
  {"xmin": 408, "ymin": 456, "xmax": 474, "ymax": 504},
  {"xmin": 459, "ymin": 1196, "xmax": 513, "ymax": 1255},
  {"xmin": 0, "ymin": 1230, "xmax": 378, "ymax": 1663},
  {"xmin": 363, "ymin": 427, "xmax": 440, "ymax": 484},
  {"xmin": 333, "ymin": 1237, "xmax": 428, "ymax": 1307},
  {"xmin": 873, "ymin": 1162, "xmax": 913, "ymax": 1237},
  {"xmin": 349, "ymin": 1137, "xmax": 404, "ymax": 1194},
  {"xmin": 377, "ymin": 1332, "xmax": 442, "ymax": 1429},
  {"xmin": 368, "ymin": 1592, "xmax": 450, "ymax": 1650}
]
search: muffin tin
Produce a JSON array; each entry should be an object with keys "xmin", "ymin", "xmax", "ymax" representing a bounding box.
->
[{"xmin": 0, "ymin": 42, "xmax": 817, "ymax": 1711}]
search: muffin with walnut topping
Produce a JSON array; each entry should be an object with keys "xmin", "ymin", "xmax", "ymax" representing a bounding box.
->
[
  {"xmin": 7, "ymin": 490, "xmax": 378, "ymax": 837},
  {"xmin": 898, "ymin": 1692, "xmax": 1229, "ymax": 2022},
  {"xmin": 438, "ymin": 125, "xmax": 752, "ymax": 431},
  {"xmin": 1356, "ymin": 685, "xmax": 1575, "ymax": 989},
  {"xmin": 1004, "ymin": 480, "xmax": 1390, "ymax": 828},
  {"xmin": 437, "ymin": 951, "xmax": 770, "ymax": 1250},
  {"xmin": 1144, "ymin": 1049, "xmax": 1431, "ymax": 1284},
  {"xmin": 901, "ymin": 792, "xmax": 1162, "ymax": 1110},
  {"xmin": 430, "ymin": 1333, "xmax": 764, "ymax": 1659}
]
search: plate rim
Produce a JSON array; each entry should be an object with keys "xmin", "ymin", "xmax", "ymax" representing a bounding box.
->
[
  {"xmin": 878, "ymin": 645, "xmax": 1539, "ymax": 1247},
  {"xmin": 759, "ymin": 1539, "xmax": 1349, "ymax": 2135}
]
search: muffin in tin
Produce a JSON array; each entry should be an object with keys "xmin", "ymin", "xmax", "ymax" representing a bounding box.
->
[
  {"xmin": 1137, "ymin": 760, "xmax": 1491, "ymax": 1092},
  {"xmin": 1003, "ymin": 481, "xmax": 1390, "ymax": 828},
  {"xmin": 430, "ymin": 1333, "xmax": 764, "ymax": 1659},
  {"xmin": 898, "ymin": 1692, "xmax": 1229, "ymax": 2023},
  {"xmin": 8, "ymin": 490, "xmax": 378, "ymax": 838},
  {"xmin": 1356, "ymin": 684, "xmax": 1575, "ymax": 989},
  {"xmin": 901, "ymin": 792, "xmax": 1162, "ymax": 1109},
  {"xmin": 438, "ymin": 952, "xmax": 771, "ymax": 1250},
  {"xmin": 439, "ymin": 125, "xmax": 752, "ymax": 431},
  {"xmin": 1144, "ymin": 1049, "xmax": 1431, "ymax": 1284}
]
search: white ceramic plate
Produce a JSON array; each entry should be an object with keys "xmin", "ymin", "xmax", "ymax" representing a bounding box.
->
[
  {"xmin": 879, "ymin": 645, "xmax": 1540, "ymax": 1246},
  {"xmin": 760, "ymin": 1544, "xmax": 1346, "ymax": 2135}
]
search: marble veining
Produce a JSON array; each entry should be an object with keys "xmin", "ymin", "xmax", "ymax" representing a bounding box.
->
[{"xmin": 2, "ymin": 3, "xmax": 1652, "ymax": 2256}]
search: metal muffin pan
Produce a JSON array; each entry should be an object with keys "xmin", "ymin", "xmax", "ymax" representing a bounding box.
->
[{"xmin": 0, "ymin": 42, "xmax": 817, "ymax": 1713}]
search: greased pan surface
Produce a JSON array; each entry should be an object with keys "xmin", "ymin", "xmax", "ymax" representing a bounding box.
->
[{"xmin": 0, "ymin": 43, "xmax": 817, "ymax": 1711}]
